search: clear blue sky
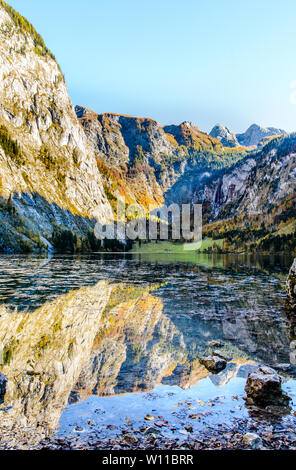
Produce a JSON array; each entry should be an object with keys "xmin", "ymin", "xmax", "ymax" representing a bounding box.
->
[{"xmin": 7, "ymin": 0, "xmax": 296, "ymax": 132}]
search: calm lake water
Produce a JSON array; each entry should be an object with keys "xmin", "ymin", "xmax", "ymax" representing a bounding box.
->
[{"xmin": 0, "ymin": 253, "xmax": 296, "ymax": 449}]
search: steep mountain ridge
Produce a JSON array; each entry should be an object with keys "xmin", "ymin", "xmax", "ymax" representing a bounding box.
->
[
  {"xmin": 76, "ymin": 105, "xmax": 247, "ymax": 211},
  {"xmin": 192, "ymin": 134, "xmax": 296, "ymax": 252},
  {"xmin": 0, "ymin": 1, "xmax": 292, "ymax": 254},
  {"xmin": 0, "ymin": 2, "xmax": 113, "ymax": 252},
  {"xmin": 210, "ymin": 124, "xmax": 239, "ymax": 148},
  {"xmin": 236, "ymin": 123, "xmax": 287, "ymax": 147}
]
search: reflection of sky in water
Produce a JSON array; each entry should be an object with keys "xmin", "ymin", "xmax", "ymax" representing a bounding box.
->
[{"xmin": 58, "ymin": 377, "xmax": 296, "ymax": 441}]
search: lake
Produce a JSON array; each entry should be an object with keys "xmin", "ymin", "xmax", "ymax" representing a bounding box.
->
[{"xmin": 0, "ymin": 253, "xmax": 296, "ymax": 449}]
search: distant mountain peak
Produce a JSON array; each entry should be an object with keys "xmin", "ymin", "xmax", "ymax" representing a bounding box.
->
[
  {"xmin": 209, "ymin": 124, "xmax": 239, "ymax": 148},
  {"xmin": 236, "ymin": 123, "xmax": 287, "ymax": 147},
  {"xmin": 180, "ymin": 120, "xmax": 197, "ymax": 128}
]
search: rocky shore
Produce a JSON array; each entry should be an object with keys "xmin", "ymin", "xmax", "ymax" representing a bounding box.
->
[
  {"xmin": 38, "ymin": 415, "xmax": 296, "ymax": 451},
  {"xmin": 1, "ymin": 363, "xmax": 294, "ymax": 451},
  {"xmin": 37, "ymin": 366, "xmax": 295, "ymax": 451}
]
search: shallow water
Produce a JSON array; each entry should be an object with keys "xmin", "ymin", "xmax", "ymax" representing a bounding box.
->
[{"xmin": 0, "ymin": 253, "xmax": 295, "ymax": 448}]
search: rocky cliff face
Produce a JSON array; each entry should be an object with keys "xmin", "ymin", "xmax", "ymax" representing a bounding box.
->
[
  {"xmin": 194, "ymin": 135, "xmax": 296, "ymax": 217},
  {"xmin": 236, "ymin": 123, "xmax": 287, "ymax": 147},
  {"xmin": 0, "ymin": 2, "xmax": 113, "ymax": 253},
  {"xmin": 210, "ymin": 124, "xmax": 239, "ymax": 148},
  {"xmin": 0, "ymin": 2, "xmax": 290, "ymax": 254},
  {"xmin": 75, "ymin": 106, "xmax": 170, "ymax": 209},
  {"xmin": 192, "ymin": 134, "xmax": 296, "ymax": 251},
  {"xmin": 76, "ymin": 106, "xmax": 247, "ymax": 211}
]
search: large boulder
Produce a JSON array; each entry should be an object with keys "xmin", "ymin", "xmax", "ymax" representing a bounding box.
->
[
  {"xmin": 0, "ymin": 372, "xmax": 7, "ymax": 404},
  {"xmin": 245, "ymin": 366, "xmax": 291, "ymax": 407},
  {"xmin": 199, "ymin": 355, "xmax": 226, "ymax": 373},
  {"xmin": 286, "ymin": 258, "xmax": 296, "ymax": 312}
]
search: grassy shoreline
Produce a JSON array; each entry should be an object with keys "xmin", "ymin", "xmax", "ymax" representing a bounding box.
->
[{"xmin": 130, "ymin": 238, "xmax": 224, "ymax": 253}]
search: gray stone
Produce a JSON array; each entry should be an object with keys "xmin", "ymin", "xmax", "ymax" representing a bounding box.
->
[
  {"xmin": 208, "ymin": 340, "xmax": 224, "ymax": 348},
  {"xmin": 274, "ymin": 363, "xmax": 291, "ymax": 372},
  {"xmin": 86, "ymin": 420, "xmax": 95, "ymax": 426},
  {"xmin": 199, "ymin": 355, "xmax": 227, "ymax": 372},
  {"xmin": 123, "ymin": 434, "xmax": 138, "ymax": 444},
  {"xmin": 143, "ymin": 427, "xmax": 162, "ymax": 435},
  {"xmin": 0, "ymin": 6, "xmax": 114, "ymax": 254},
  {"xmin": 213, "ymin": 350, "xmax": 231, "ymax": 361},
  {"xmin": 265, "ymin": 405, "xmax": 291, "ymax": 416},
  {"xmin": 242, "ymin": 433, "xmax": 263, "ymax": 449},
  {"xmin": 245, "ymin": 366, "xmax": 291, "ymax": 407}
]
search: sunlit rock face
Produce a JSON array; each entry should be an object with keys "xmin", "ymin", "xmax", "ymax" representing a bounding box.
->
[
  {"xmin": 75, "ymin": 107, "xmax": 173, "ymax": 166},
  {"xmin": 76, "ymin": 108, "xmax": 167, "ymax": 211},
  {"xmin": 0, "ymin": 4, "xmax": 113, "ymax": 253},
  {"xmin": 236, "ymin": 124, "xmax": 286, "ymax": 148},
  {"xmin": 0, "ymin": 1, "xmax": 247, "ymax": 247},
  {"xmin": 76, "ymin": 107, "xmax": 246, "ymax": 211},
  {"xmin": 210, "ymin": 124, "xmax": 239, "ymax": 148},
  {"xmin": 0, "ymin": 281, "xmax": 111, "ymax": 443}
]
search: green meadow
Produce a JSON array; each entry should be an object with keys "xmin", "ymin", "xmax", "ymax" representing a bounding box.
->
[{"xmin": 130, "ymin": 237, "xmax": 224, "ymax": 254}]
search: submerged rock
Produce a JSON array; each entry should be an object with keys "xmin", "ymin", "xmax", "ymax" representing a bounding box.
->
[
  {"xmin": 123, "ymin": 434, "xmax": 138, "ymax": 444},
  {"xmin": 242, "ymin": 433, "xmax": 263, "ymax": 449},
  {"xmin": 213, "ymin": 350, "xmax": 231, "ymax": 361},
  {"xmin": 199, "ymin": 355, "xmax": 227, "ymax": 372},
  {"xmin": 0, "ymin": 372, "xmax": 7, "ymax": 404},
  {"xmin": 274, "ymin": 363, "xmax": 292, "ymax": 372},
  {"xmin": 265, "ymin": 405, "xmax": 291, "ymax": 417},
  {"xmin": 208, "ymin": 340, "xmax": 224, "ymax": 348},
  {"xmin": 244, "ymin": 366, "xmax": 291, "ymax": 408},
  {"xmin": 143, "ymin": 426, "xmax": 162, "ymax": 436}
]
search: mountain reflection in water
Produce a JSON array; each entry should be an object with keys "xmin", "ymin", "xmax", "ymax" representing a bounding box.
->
[{"xmin": 0, "ymin": 253, "xmax": 295, "ymax": 449}]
